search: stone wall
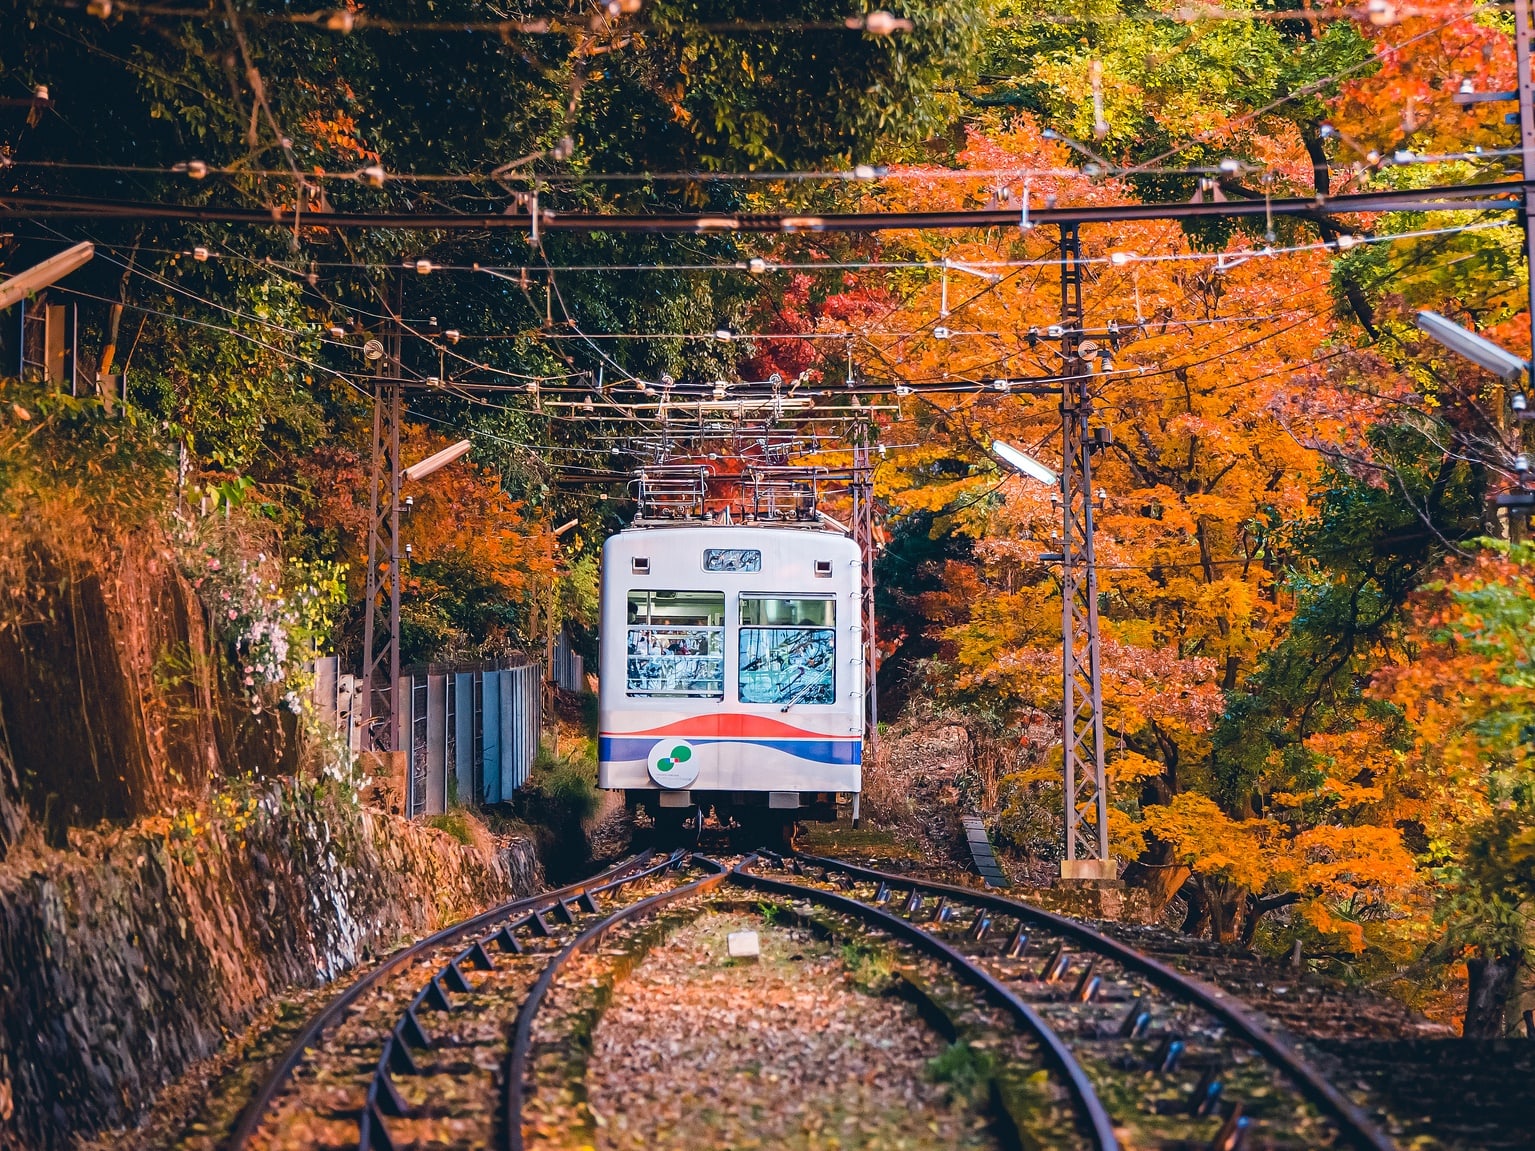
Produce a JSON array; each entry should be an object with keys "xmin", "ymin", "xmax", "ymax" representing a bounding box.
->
[{"xmin": 0, "ymin": 781, "xmax": 541, "ymax": 1150}]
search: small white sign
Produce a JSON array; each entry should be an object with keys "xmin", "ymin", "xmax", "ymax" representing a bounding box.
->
[{"xmin": 727, "ymin": 930, "xmax": 760, "ymax": 959}]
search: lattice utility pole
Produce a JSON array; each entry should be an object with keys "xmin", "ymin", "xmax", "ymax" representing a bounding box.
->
[
  {"xmin": 1057, "ymin": 223, "xmax": 1113, "ymax": 879},
  {"xmin": 361, "ymin": 278, "xmax": 405, "ymax": 752},
  {"xmin": 850, "ymin": 424, "xmax": 879, "ymax": 746}
]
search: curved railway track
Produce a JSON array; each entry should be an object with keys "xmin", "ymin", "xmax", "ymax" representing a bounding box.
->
[
  {"xmin": 750, "ymin": 851, "xmax": 1403, "ymax": 1151},
  {"xmin": 222, "ymin": 847, "xmax": 1403, "ymax": 1151},
  {"xmin": 226, "ymin": 849, "xmax": 701, "ymax": 1151}
]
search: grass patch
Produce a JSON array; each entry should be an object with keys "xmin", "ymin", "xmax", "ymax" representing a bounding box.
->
[
  {"xmin": 927, "ymin": 1040, "xmax": 996, "ymax": 1105},
  {"xmin": 424, "ymin": 807, "xmax": 496, "ymax": 854},
  {"xmin": 839, "ymin": 937, "xmax": 897, "ymax": 994}
]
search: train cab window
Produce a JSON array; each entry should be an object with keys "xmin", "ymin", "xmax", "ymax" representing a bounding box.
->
[
  {"xmin": 738, "ymin": 596, "xmax": 835, "ymax": 706},
  {"xmin": 626, "ymin": 591, "xmax": 725, "ymax": 697}
]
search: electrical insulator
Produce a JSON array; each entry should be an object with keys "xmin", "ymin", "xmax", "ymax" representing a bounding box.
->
[
  {"xmin": 415, "ymin": 259, "xmax": 434, "ymax": 275},
  {"xmin": 327, "ymin": 325, "xmax": 346, "ymax": 339},
  {"xmin": 185, "ymin": 160, "xmax": 208, "ymax": 179},
  {"xmin": 444, "ymin": 329, "xmax": 462, "ymax": 344},
  {"xmin": 359, "ymin": 165, "xmax": 386, "ymax": 187},
  {"xmin": 748, "ymin": 257, "xmax": 768, "ymax": 274},
  {"xmin": 192, "ymin": 246, "xmax": 210, "ymax": 262},
  {"xmin": 933, "ymin": 326, "xmax": 951, "ymax": 340},
  {"xmin": 1513, "ymin": 392, "xmax": 1528, "ymax": 412},
  {"xmin": 1515, "ymin": 453, "xmax": 1531, "ymax": 474}
]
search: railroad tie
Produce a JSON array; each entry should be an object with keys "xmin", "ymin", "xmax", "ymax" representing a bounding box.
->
[
  {"xmin": 1040, "ymin": 944, "xmax": 1071, "ymax": 983},
  {"xmin": 372, "ymin": 1073, "xmax": 410, "ymax": 1119},
  {"xmin": 466, "ymin": 941, "xmax": 495, "ymax": 970},
  {"xmin": 1070, "ymin": 959, "xmax": 1100, "ymax": 1002},
  {"xmin": 492, "ymin": 925, "xmax": 522, "ymax": 954},
  {"xmin": 1188, "ymin": 1068, "xmax": 1223, "ymax": 1117},
  {"xmin": 420, "ymin": 977, "xmax": 453, "ymax": 1012},
  {"xmin": 442, "ymin": 960, "xmax": 473, "ymax": 994},
  {"xmin": 1117, "ymin": 998, "xmax": 1151, "ymax": 1038},
  {"xmin": 1211, "ymin": 1103, "xmax": 1251, "ymax": 1151},
  {"xmin": 1148, "ymin": 1035, "xmax": 1185, "ymax": 1073},
  {"xmin": 399, "ymin": 1009, "xmax": 432, "ymax": 1050},
  {"xmin": 384, "ymin": 1032, "xmax": 419, "ymax": 1076},
  {"xmin": 359, "ymin": 1104, "xmax": 396, "ymax": 1151}
]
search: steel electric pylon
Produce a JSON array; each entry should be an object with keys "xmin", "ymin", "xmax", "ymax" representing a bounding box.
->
[
  {"xmin": 361, "ymin": 282, "xmax": 405, "ymax": 753},
  {"xmin": 851, "ymin": 424, "xmax": 879, "ymax": 745},
  {"xmin": 1057, "ymin": 223, "xmax": 1112, "ymax": 878}
]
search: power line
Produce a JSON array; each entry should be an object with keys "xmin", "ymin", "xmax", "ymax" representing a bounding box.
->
[{"xmin": 4, "ymin": 180, "xmax": 1516, "ymax": 231}]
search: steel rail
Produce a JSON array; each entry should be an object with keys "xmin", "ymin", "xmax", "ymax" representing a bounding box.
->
[
  {"xmin": 355, "ymin": 850, "xmax": 689, "ymax": 1151},
  {"xmin": 799, "ymin": 852, "xmax": 1399, "ymax": 1151},
  {"xmin": 0, "ymin": 182, "xmax": 1521, "ymax": 232},
  {"xmin": 222, "ymin": 850, "xmax": 658, "ymax": 1151},
  {"xmin": 727, "ymin": 857, "xmax": 1121, "ymax": 1151},
  {"xmin": 503, "ymin": 854, "xmax": 733, "ymax": 1151}
]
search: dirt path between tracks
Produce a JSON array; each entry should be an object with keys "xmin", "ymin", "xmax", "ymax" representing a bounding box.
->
[{"xmin": 585, "ymin": 910, "xmax": 1001, "ymax": 1151}]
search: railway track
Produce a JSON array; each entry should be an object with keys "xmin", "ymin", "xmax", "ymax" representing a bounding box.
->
[
  {"xmin": 221, "ymin": 847, "xmax": 1404, "ymax": 1151},
  {"xmin": 747, "ymin": 851, "xmax": 1404, "ymax": 1151},
  {"xmin": 225, "ymin": 849, "xmax": 716, "ymax": 1151}
]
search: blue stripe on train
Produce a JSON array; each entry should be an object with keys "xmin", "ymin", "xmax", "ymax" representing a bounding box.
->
[{"xmin": 599, "ymin": 736, "xmax": 862, "ymax": 766}]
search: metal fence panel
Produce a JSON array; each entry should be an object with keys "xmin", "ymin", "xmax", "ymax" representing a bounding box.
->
[
  {"xmin": 454, "ymin": 673, "xmax": 474, "ymax": 806},
  {"xmin": 425, "ymin": 674, "xmax": 447, "ymax": 816},
  {"xmin": 481, "ymin": 670, "xmax": 502, "ymax": 805},
  {"xmin": 499, "ymin": 671, "xmax": 518, "ymax": 798}
]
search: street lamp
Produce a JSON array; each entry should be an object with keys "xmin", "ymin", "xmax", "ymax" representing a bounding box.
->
[
  {"xmin": 1415, "ymin": 311, "xmax": 1529, "ymax": 381},
  {"xmin": 0, "ymin": 242, "xmax": 94, "ymax": 310},
  {"xmin": 992, "ymin": 439, "xmax": 1059, "ymax": 487},
  {"xmin": 402, "ymin": 438, "xmax": 471, "ymax": 482}
]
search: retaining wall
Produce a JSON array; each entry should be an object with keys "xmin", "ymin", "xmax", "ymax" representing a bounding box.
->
[{"xmin": 0, "ymin": 777, "xmax": 540, "ymax": 1150}]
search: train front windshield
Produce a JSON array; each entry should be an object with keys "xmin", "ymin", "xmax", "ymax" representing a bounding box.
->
[
  {"xmin": 738, "ymin": 595, "xmax": 835, "ymax": 706},
  {"xmin": 626, "ymin": 590, "xmax": 725, "ymax": 697}
]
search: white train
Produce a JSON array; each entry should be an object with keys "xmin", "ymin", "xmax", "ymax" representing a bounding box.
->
[{"xmin": 598, "ymin": 522, "xmax": 863, "ymax": 839}]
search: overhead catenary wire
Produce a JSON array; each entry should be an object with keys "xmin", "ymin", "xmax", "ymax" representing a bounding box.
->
[{"xmin": 2, "ymin": 179, "xmax": 1519, "ymax": 231}]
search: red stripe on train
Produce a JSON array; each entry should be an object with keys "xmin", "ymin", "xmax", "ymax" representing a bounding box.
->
[{"xmin": 599, "ymin": 714, "xmax": 855, "ymax": 740}]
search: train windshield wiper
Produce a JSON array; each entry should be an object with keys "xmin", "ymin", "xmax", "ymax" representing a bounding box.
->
[{"xmin": 779, "ymin": 673, "xmax": 829, "ymax": 713}]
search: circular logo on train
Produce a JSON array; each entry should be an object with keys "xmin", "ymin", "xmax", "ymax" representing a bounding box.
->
[{"xmin": 647, "ymin": 738, "xmax": 699, "ymax": 788}]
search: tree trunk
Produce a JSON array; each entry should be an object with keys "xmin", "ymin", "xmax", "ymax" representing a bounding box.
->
[
  {"xmin": 1122, "ymin": 839, "xmax": 1191, "ymax": 919},
  {"xmin": 1464, "ymin": 952, "xmax": 1522, "ymax": 1037},
  {"xmin": 1180, "ymin": 877, "xmax": 1211, "ymax": 937},
  {"xmin": 1208, "ymin": 882, "xmax": 1246, "ymax": 944},
  {"xmin": 1239, "ymin": 891, "xmax": 1301, "ymax": 948}
]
